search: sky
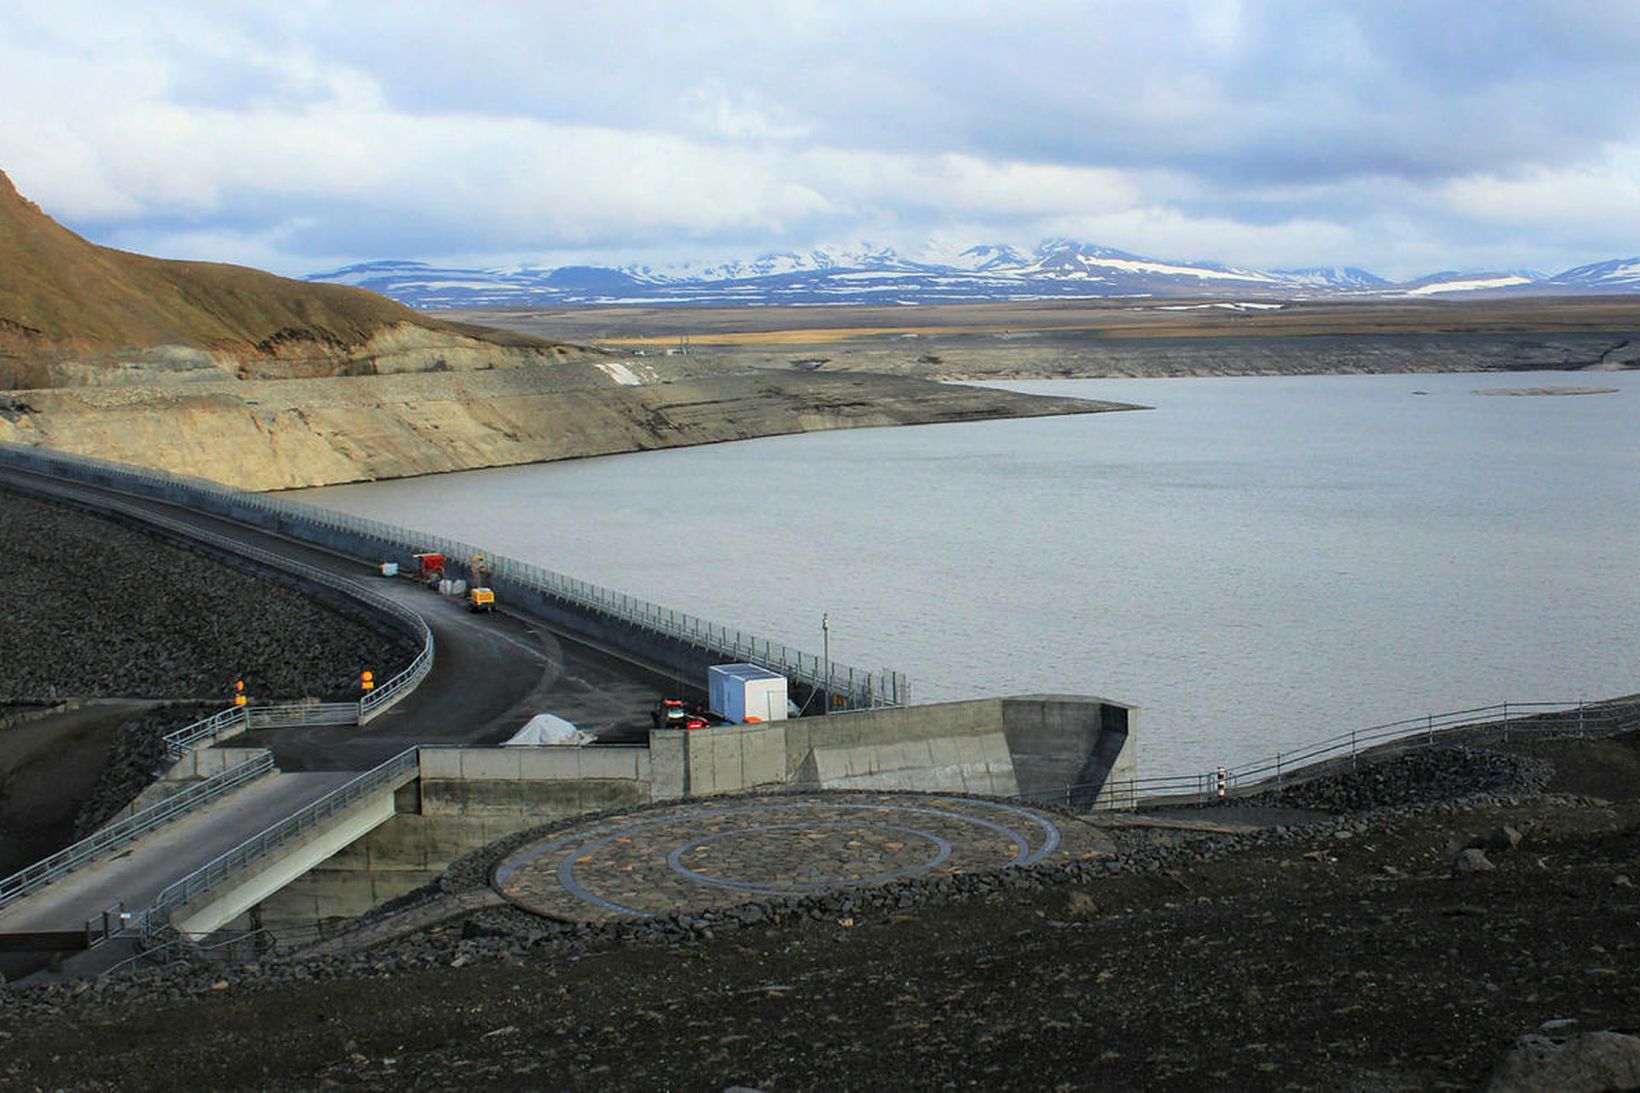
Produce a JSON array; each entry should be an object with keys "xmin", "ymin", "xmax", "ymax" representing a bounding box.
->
[{"xmin": 2, "ymin": 0, "xmax": 1639, "ymax": 280}]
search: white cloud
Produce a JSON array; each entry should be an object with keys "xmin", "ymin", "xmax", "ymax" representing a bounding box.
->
[
  {"xmin": 1, "ymin": 0, "xmax": 1638, "ymax": 277},
  {"xmin": 1437, "ymin": 149, "xmax": 1640, "ymax": 235}
]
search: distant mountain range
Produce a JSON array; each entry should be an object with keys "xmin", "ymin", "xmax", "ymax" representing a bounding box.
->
[{"xmin": 306, "ymin": 240, "xmax": 1640, "ymax": 309}]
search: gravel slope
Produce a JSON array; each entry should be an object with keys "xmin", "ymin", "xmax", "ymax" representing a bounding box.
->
[
  {"xmin": 0, "ymin": 487, "xmax": 416, "ymax": 878},
  {"xmin": 0, "ymin": 488, "xmax": 414, "ymax": 702}
]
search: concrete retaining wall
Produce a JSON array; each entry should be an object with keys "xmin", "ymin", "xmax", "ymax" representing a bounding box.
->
[
  {"xmin": 661, "ymin": 722, "xmax": 787, "ymax": 797},
  {"xmin": 415, "ymin": 746, "xmax": 651, "ymax": 818},
  {"xmin": 652, "ymin": 695, "xmax": 1136, "ymax": 804},
  {"xmin": 1001, "ymin": 695, "xmax": 1137, "ymax": 809},
  {"xmin": 257, "ymin": 754, "xmax": 653, "ymax": 933},
  {"xmin": 109, "ymin": 746, "xmax": 274, "ymax": 822},
  {"xmin": 257, "ymin": 811, "xmax": 541, "ymax": 932},
  {"xmin": 252, "ymin": 694, "xmax": 1136, "ymax": 934}
]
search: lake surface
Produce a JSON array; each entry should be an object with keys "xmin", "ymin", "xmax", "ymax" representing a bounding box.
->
[{"xmin": 299, "ymin": 372, "xmax": 1640, "ymax": 775}]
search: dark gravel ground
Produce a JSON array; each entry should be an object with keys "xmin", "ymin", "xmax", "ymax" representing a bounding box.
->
[
  {"xmin": 68, "ymin": 702, "xmax": 221, "ymax": 838},
  {"xmin": 4, "ymin": 729, "xmax": 1639, "ymax": 1091},
  {"xmin": 0, "ymin": 488, "xmax": 415, "ymax": 703},
  {"xmin": 0, "ymin": 487, "xmax": 416, "ymax": 874}
]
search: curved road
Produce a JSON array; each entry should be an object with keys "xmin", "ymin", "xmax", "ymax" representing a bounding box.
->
[{"xmin": 0, "ymin": 466, "xmax": 672, "ymax": 771}]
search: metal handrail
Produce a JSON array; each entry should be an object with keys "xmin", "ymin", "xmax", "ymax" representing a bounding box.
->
[
  {"xmin": 1020, "ymin": 700, "xmax": 1622, "ymax": 810},
  {"xmin": 361, "ymin": 638, "xmax": 434, "ymax": 722},
  {"xmin": 0, "ymin": 440, "xmax": 900, "ymax": 709},
  {"xmin": 165, "ymin": 706, "xmax": 252, "ymax": 758},
  {"xmin": 246, "ymin": 702, "xmax": 360, "ymax": 728},
  {"xmin": 0, "ymin": 753, "xmax": 274, "ymax": 912},
  {"xmin": 140, "ymin": 747, "xmax": 421, "ymax": 943}
]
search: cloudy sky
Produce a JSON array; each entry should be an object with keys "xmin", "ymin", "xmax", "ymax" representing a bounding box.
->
[{"xmin": 2, "ymin": 0, "xmax": 1638, "ymax": 280}]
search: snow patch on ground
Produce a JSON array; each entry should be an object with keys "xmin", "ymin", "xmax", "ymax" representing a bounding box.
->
[
  {"xmin": 595, "ymin": 360, "xmax": 644, "ymax": 386},
  {"xmin": 1404, "ymin": 276, "xmax": 1533, "ymax": 296}
]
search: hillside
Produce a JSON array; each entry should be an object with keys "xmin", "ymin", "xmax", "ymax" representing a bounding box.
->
[{"xmin": 0, "ymin": 170, "xmax": 581, "ymax": 389}]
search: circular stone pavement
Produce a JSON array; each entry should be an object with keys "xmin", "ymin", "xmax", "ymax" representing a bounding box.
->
[{"xmin": 492, "ymin": 793, "xmax": 1114, "ymax": 922}]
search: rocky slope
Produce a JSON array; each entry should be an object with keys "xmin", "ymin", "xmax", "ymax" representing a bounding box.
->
[{"xmin": 0, "ymin": 489, "xmax": 414, "ymax": 700}]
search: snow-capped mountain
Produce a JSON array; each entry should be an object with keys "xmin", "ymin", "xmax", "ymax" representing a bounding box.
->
[
  {"xmin": 306, "ymin": 243, "xmax": 1640, "ymax": 309},
  {"xmin": 1540, "ymin": 257, "xmax": 1640, "ymax": 292},
  {"xmin": 1272, "ymin": 267, "xmax": 1390, "ymax": 289}
]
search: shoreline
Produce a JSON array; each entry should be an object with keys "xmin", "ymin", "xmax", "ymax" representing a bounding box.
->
[
  {"xmin": 0, "ymin": 368, "xmax": 1135, "ymax": 492},
  {"xmin": 0, "ymin": 349, "xmax": 1632, "ymax": 493}
]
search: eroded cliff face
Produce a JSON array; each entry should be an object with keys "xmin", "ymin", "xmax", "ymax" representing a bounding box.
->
[
  {"xmin": 0, "ymin": 321, "xmax": 594, "ymax": 391},
  {"xmin": 0, "ymin": 365, "xmax": 1128, "ymax": 491}
]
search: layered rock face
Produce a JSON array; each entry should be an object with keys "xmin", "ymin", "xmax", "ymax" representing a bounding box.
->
[{"xmin": 0, "ymin": 366, "xmax": 1121, "ymax": 490}]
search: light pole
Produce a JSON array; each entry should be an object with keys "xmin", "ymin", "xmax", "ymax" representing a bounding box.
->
[{"xmin": 822, "ymin": 612, "xmax": 831, "ymax": 708}]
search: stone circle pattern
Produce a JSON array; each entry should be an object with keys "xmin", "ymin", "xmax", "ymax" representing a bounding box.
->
[{"xmin": 493, "ymin": 793, "xmax": 1108, "ymax": 922}]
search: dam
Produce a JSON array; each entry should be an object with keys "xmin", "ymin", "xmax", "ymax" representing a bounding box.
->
[{"xmin": 0, "ymin": 442, "xmax": 1135, "ymax": 964}]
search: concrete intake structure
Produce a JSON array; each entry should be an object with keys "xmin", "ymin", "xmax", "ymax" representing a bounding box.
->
[{"xmin": 255, "ymin": 694, "xmax": 1135, "ymax": 935}]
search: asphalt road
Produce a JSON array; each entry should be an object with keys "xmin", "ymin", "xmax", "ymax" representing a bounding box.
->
[{"xmin": 0, "ymin": 466, "xmax": 675, "ymax": 771}]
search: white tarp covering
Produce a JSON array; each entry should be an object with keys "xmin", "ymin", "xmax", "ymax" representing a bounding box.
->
[{"xmin": 503, "ymin": 714, "xmax": 595, "ymax": 747}]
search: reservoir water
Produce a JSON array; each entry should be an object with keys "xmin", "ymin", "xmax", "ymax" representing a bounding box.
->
[{"xmin": 300, "ymin": 372, "xmax": 1640, "ymax": 775}]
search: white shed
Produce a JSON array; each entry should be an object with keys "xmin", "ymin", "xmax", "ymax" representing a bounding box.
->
[{"xmin": 708, "ymin": 663, "xmax": 789, "ymax": 724}]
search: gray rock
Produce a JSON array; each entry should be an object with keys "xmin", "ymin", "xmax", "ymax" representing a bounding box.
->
[
  {"xmin": 1485, "ymin": 1031, "xmax": 1640, "ymax": 1092},
  {"xmin": 1452, "ymin": 848, "xmax": 1496, "ymax": 874},
  {"xmin": 1473, "ymin": 825, "xmax": 1525, "ymax": 852}
]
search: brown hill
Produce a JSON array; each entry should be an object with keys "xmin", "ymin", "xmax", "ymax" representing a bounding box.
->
[{"xmin": 0, "ymin": 170, "xmax": 578, "ymax": 389}]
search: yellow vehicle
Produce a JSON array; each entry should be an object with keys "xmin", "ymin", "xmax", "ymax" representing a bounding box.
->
[{"xmin": 467, "ymin": 553, "xmax": 497, "ymax": 613}]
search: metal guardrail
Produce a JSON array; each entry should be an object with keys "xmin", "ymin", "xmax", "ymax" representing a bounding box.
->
[
  {"xmin": 0, "ymin": 457, "xmax": 437, "ymax": 737},
  {"xmin": 0, "ymin": 753, "xmax": 275, "ymax": 913},
  {"xmin": 165, "ymin": 706, "xmax": 252, "ymax": 758},
  {"xmin": 361, "ymin": 636, "xmax": 433, "ymax": 722},
  {"xmin": 1022, "ymin": 700, "xmax": 1624, "ymax": 811},
  {"xmin": 246, "ymin": 702, "xmax": 360, "ymax": 728},
  {"xmin": 140, "ymin": 747, "xmax": 421, "ymax": 944},
  {"xmin": 0, "ymin": 440, "xmax": 902, "ymax": 709}
]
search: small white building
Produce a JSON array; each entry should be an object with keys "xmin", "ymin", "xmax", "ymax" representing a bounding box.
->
[{"xmin": 708, "ymin": 663, "xmax": 789, "ymax": 724}]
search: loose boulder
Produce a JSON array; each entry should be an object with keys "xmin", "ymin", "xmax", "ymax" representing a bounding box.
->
[
  {"xmin": 1452, "ymin": 848, "xmax": 1496, "ymax": 874},
  {"xmin": 1485, "ymin": 1031, "xmax": 1640, "ymax": 1092}
]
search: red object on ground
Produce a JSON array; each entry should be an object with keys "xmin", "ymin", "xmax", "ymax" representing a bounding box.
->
[{"xmin": 414, "ymin": 553, "xmax": 446, "ymax": 579}]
